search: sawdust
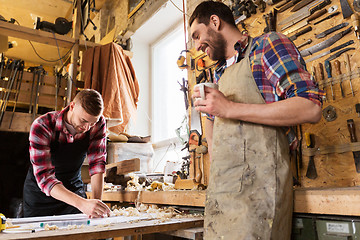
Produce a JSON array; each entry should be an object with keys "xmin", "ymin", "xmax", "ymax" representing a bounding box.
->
[{"xmin": 44, "ymin": 224, "xmax": 59, "ymax": 230}]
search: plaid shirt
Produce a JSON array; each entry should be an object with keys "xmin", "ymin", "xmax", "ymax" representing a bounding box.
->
[
  {"xmin": 29, "ymin": 106, "xmax": 107, "ymax": 196},
  {"xmin": 210, "ymin": 32, "xmax": 324, "ymax": 148}
]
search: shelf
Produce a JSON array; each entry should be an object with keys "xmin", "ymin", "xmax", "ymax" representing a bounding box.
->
[
  {"xmin": 95, "ymin": 187, "xmax": 360, "ymax": 216},
  {"xmin": 0, "ymin": 20, "xmax": 99, "ymax": 51}
]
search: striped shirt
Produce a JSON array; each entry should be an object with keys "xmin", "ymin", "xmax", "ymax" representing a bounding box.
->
[{"xmin": 29, "ymin": 106, "xmax": 107, "ymax": 196}]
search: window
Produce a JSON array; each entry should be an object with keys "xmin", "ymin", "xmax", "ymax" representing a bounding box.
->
[{"xmin": 151, "ymin": 25, "xmax": 187, "ymax": 143}]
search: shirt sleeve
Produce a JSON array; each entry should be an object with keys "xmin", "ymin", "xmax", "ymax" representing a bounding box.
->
[
  {"xmin": 261, "ymin": 32, "xmax": 324, "ymax": 106},
  {"xmin": 87, "ymin": 116, "xmax": 107, "ymax": 176},
  {"xmin": 29, "ymin": 116, "xmax": 62, "ymax": 196}
]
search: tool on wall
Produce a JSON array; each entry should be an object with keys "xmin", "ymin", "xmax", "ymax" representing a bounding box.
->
[
  {"xmin": 352, "ymin": 13, "xmax": 360, "ymax": 39},
  {"xmin": 296, "ymin": 39, "xmax": 312, "ymax": 49},
  {"xmin": 316, "ymin": 22, "xmax": 349, "ymax": 39},
  {"xmin": 354, "ymin": 0, "xmax": 360, "ymax": 12},
  {"xmin": 9, "ymin": 61, "xmax": 24, "ymax": 128},
  {"xmin": 347, "ymin": 119, "xmax": 360, "ymax": 173},
  {"xmin": 318, "ymin": 62, "xmax": 327, "ymax": 101},
  {"xmin": 322, "ymin": 105, "xmax": 337, "ymax": 121},
  {"xmin": 283, "ymin": 6, "xmax": 337, "ymax": 35},
  {"xmin": 279, "ymin": 0, "xmax": 331, "ymax": 30},
  {"xmin": 356, "ymin": 103, "xmax": 360, "ymax": 117},
  {"xmin": 288, "ymin": 26, "xmax": 312, "ymax": 41},
  {"xmin": 324, "ymin": 47, "xmax": 355, "ymax": 62},
  {"xmin": 291, "ymin": 0, "xmax": 316, "ymax": 12},
  {"xmin": 305, "ymin": 40, "xmax": 354, "ymax": 63},
  {"xmin": 344, "ymin": 53, "xmax": 355, "ymax": 96},
  {"xmin": 178, "ymin": 78, "xmax": 189, "ymax": 110},
  {"xmin": 305, "ymin": 132, "xmax": 317, "ymax": 179},
  {"xmin": 314, "ymin": 11, "xmax": 341, "ymax": 25},
  {"xmin": 277, "ymin": 0, "xmax": 301, "ymax": 12},
  {"xmin": 334, "ymin": 60, "xmax": 345, "ymax": 98},
  {"xmin": 340, "ymin": 0, "xmax": 354, "ymax": 18},
  {"xmin": 177, "ymin": 50, "xmax": 191, "ymax": 70},
  {"xmin": 263, "ymin": 9, "xmax": 277, "ymax": 33},
  {"xmin": 300, "ymin": 27, "xmax": 353, "ymax": 57},
  {"xmin": 324, "ymin": 60, "xmax": 335, "ymax": 100}
]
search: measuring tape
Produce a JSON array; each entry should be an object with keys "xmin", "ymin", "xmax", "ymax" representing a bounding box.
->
[{"xmin": 0, "ymin": 213, "xmax": 6, "ymax": 232}]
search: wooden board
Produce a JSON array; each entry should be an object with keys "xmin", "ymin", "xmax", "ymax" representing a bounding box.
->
[
  {"xmin": 91, "ymin": 190, "xmax": 206, "ymax": 207},
  {"xmin": 106, "ymin": 158, "xmax": 141, "ymax": 175},
  {"xmin": 0, "ymin": 217, "xmax": 203, "ymax": 240},
  {"xmin": 0, "ymin": 112, "xmax": 38, "ymax": 132}
]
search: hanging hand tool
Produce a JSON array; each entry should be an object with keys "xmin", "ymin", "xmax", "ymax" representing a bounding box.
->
[
  {"xmin": 278, "ymin": 0, "xmax": 302, "ymax": 12},
  {"xmin": 296, "ymin": 39, "xmax": 312, "ymax": 49},
  {"xmin": 291, "ymin": 0, "xmax": 316, "ymax": 12},
  {"xmin": 305, "ymin": 40, "xmax": 354, "ymax": 63},
  {"xmin": 178, "ymin": 78, "xmax": 189, "ymax": 110},
  {"xmin": 305, "ymin": 132, "xmax": 317, "ymax": 179},
  {"xmin": 279, "ymin": 0, "xmax": 331, "ymax": 30},
  {"xmin": 324, "ymin": 60, "xmax": 335, "ymax": 100},
  {"xmin": 283, "ymin": 6, "xmax": 336, "ymax": 36},
  {"xmin": 334, "ymin": 60, "xmax": 345, "ymax": 98},
  {"xmin": 344, "ymin": 53, "xmax": 355, "ymax": 96},
  {"xmin": 315, "ymin": 22, "xmax": 349, "ymax": 38},
  {"xmin": 33, "ymin": 68, "xmax": 45, "ymax": 121},
  {"xmin": 195, "ymin": 145, "xmax": 208, "ymax": 184},
  {"xmin": 289, "ymin": 26, "xmax": 312, "ymax": 41},
  {"xmin": 340, "ymin": 0, "xmax": 354, "ymax": 18},
  {"xmin": 9, "ymin": 61, "xmax": 24, "ymax": 129},
  {"xmin": 356, "ymin": 103, "xmax": 360, "ymax": 117},
  {"xmin": 318, "ymin": 62, "xmax": 327, "ymax": 101},
  {"xmin": 324, "ymin": 47, "xmax": 355, "ymax": 62},
  {"xmin": 347, "ymin": 119, "xmax": 360, "ymax": 173},
  {"xmin": 300, "ymin": 26, "xmax": 353, "ymax": 57},
  {"xmin": 28, "ymin": 68, "xmax": 37, "ymax": 114},
  {"xmin": 314, "ymin": 11, "xmax": 341, "ymax": 25},
  {"xmin": 355, "ymin": 0, "xmax": 360, "ymax": 12},
  {"xmin": 351, "ymin": 13, "xmax": 360, "ymax": 39}
]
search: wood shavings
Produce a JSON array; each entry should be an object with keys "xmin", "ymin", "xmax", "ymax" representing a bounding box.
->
[
  {"xmin": 111, "ymin": 207, "xmax": 140, "ymax": 217},
  {"xmin": 66, "ymin": 224, "xmax": 85, "ymax": 230},
  {"xmin": 145, "ymin": 181, "xmax": 175, "ymax": 191},
  {"xmin": 44, "ymin": 224, "xmax": 59, "ymax": 231},
  {"xmin": 125, "ymin": 173, "xmax": 145, "ymax": 191}
]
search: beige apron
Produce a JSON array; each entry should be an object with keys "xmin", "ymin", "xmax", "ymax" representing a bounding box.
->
[{"xmin": 204, "ymin": 38, "xmax": 293, "ymax": 240}]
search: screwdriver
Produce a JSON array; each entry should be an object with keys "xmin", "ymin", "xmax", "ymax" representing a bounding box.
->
[
  {"xmin": 324, "ymin": 60, "xmax": 335, "ymax": 100},
  {"xmin": 305, "ymin": 132, "xmax": 317, "ymax": 179},
  {"xmin": 314, "ymin": 11, "xmax": 341, "ymax": 25},
  {"xmin": 334, "ymin": 60, "xmax": 345, "ymax": 98},
  {"xmin": 318, "ymin": 62, "xmax": 327, "ymax": 101}
]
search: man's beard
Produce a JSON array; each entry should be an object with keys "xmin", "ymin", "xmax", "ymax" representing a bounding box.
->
[{"xmin": 207, "ymin": 27, "xmax": 227, "ymax": 61}]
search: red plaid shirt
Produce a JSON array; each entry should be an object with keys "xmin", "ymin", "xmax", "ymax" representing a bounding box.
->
[{"xmin": 29, "ymin": 106, "xmax": 107, "ymax": 196}]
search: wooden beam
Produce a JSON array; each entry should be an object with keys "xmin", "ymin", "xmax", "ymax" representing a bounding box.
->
[
  {"xmin": 294, "ymin": 187, "xmax": 360, "ymax": 216},
  {"xmin": 0, "ymin": 21, "xmax": 100, "ymax": 51},
  {"xmin": 106, "ymin": 158, "xmax": 141, "ymax": 175}
]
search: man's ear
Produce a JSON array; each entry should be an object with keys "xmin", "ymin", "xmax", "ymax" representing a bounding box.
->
[
  {"xmin": 209, "ymin": 15, "xmax": 221, "ymax": 30},
  {"xmin": 69, "ymin": 101, "xmax": 75, "ymax": 111}
]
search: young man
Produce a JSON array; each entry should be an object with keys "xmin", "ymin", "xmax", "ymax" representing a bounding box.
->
[
  {"xmin": 190, "ymin": 1, "xmax": 323, "ymax": 239},
  {"xmin": 23, "ymin": 89, "xmax": 110, "ymax": 218}
]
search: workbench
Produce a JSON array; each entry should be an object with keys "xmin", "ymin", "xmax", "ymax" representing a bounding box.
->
[{"xmin": 0, "ymin": 216, "xmax": 203, "ymax": 240}]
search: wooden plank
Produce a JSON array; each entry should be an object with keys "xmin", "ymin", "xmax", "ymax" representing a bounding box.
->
[
  {"xmin": 294, "ymin": 187, "xmax": 360, "ymax": 216},
  {"xmin": 0, "ymin": 217, "xmax": 203, "ymax": 240},
  {"xmin": 0, "ymin": 21, "xmax": 99, "ymax": 51},
  {"xmin": 163, "ymin": 227, "xmax": 204, "ymax": 240},
  {"xmin": 97, "ymin": 191, "xmax": 206, "ymax": 207},
  {"xmin": 106, "ymin": 158, "xmax": 141, "ymax": 175},
  {"xmin": 0, "ymin": 81, "xmax": 66, "ymax": 96}
]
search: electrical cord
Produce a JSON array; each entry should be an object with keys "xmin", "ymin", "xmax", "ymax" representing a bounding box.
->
[
  {"xmin": 169, "ymin": 0, "xmax": 189, "ymax": 16},
  {"xmin": 14, "ymin": 19, "xmax": 75, "ymax": 63}
]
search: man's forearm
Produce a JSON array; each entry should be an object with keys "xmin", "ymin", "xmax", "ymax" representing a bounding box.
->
[
  {"xmin": 225, "ymin": 97, "xmax": 322, "ymax": 126},
  {"xmin": 91, "ymin": 173, "xmax": 104, "ymax": 200},
  {"xmin": 50, "ymin": 184, "xmax": 86, "ymax": 209}
]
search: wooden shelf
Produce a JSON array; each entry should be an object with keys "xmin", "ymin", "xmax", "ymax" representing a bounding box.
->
[
  {"xmin": 97, "ymin": 187, "xmax": 360, "ymax": 216},
  {"xmin": 0, "ymin": 20, "xmax": 99, "ymax": 51}
]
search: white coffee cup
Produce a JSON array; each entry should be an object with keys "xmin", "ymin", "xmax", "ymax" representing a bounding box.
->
[{"xmin": 194, "ymin": 82, "xmax": 219, "ymax": 100}]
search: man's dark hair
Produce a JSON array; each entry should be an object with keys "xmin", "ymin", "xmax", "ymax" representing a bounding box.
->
[
  {"xmin": 73, "ymin": 89, "xmax": 104, "ymax": 116},
  {"xmin": 189, "ymin": 1, "xmax": 236, "ymax": 28}
]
